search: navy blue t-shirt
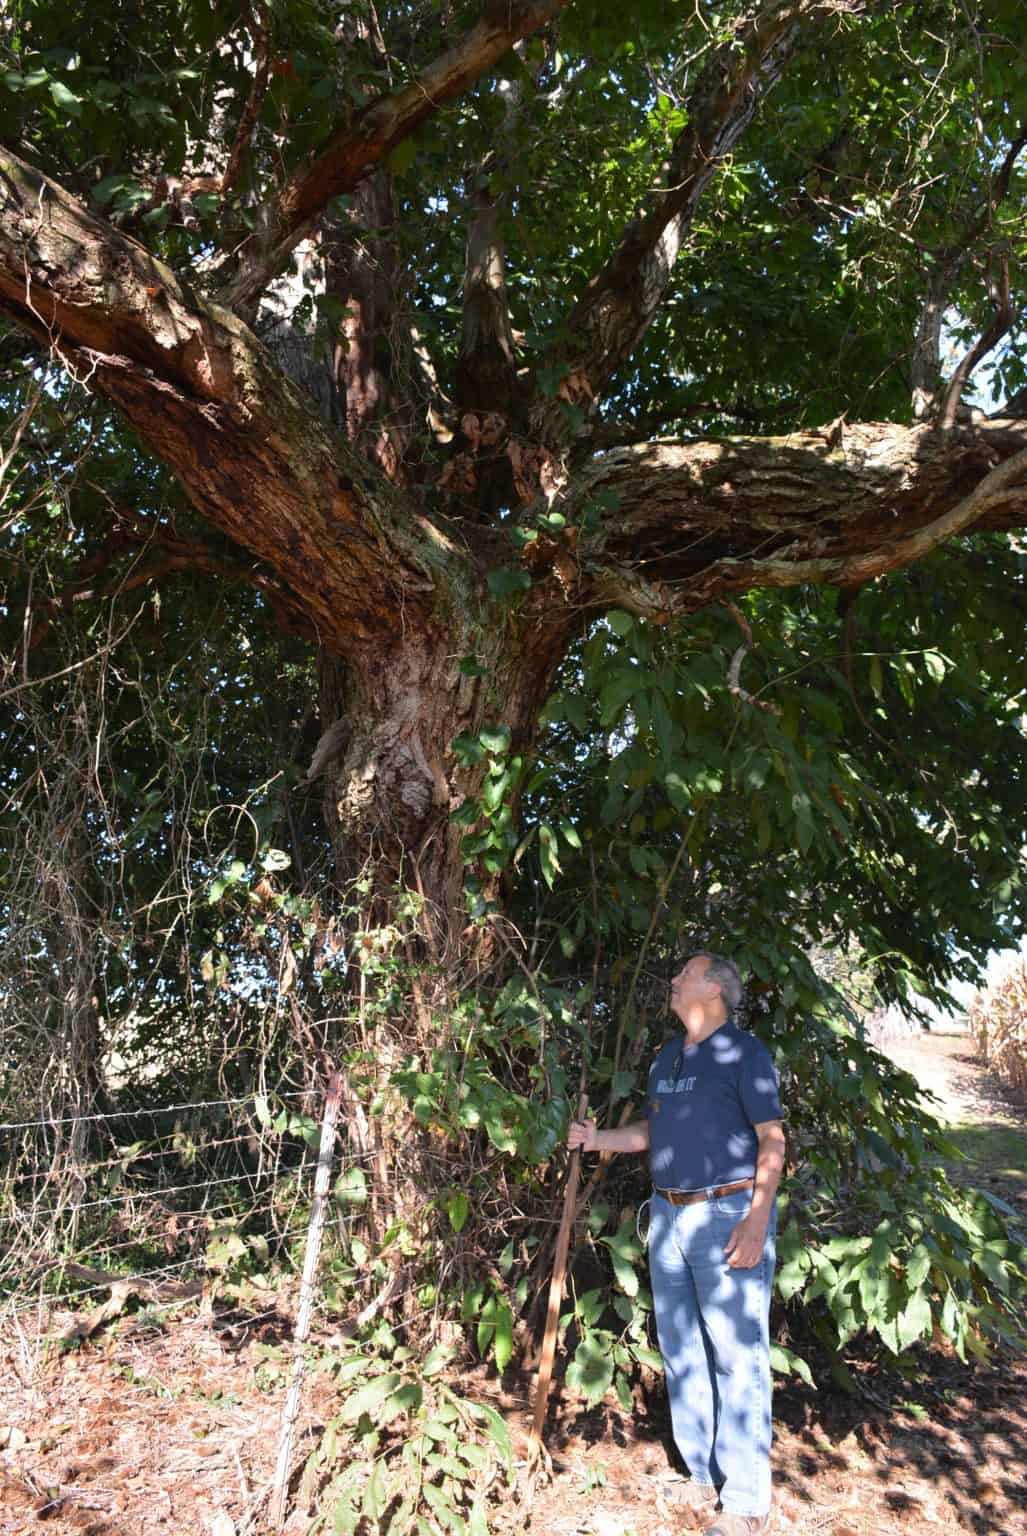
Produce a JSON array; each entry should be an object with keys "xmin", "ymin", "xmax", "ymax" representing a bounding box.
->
[{"xmin": 646, "ymin": 1021, "xmax": 782, "ymax": 1192}]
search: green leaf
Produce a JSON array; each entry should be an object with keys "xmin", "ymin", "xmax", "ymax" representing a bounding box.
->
[
  {"xmin": 566, "ymin": 1332, "xmax": 615, "ymax": 1406},
  {"xmin": 895, "ymin": 1289, "xmax": 933, "ymax": 1352},
  {"xmin": 471, "ymin": 1401, "xmax": 512, "ymax": 1469},
  {"xmin": 770, "ymin": 1343, "xmax": 815, "ymax": 1386},
  {"xmin": 389, "ymin": 137, "xmax": 417, "ymax": 177},
  {"xmin": 776, "ymin": 1249, "xmax": 812, "ymax": 1301},
  {"xmin": 49, "ymin": 80, "xmax": 83, "ymax": 115},
  {"xmin": 539, "ymin": 821, "xmax": 562, "ymax": 888},
  {"xmin": 334, "ymin": 1166, "xmax": 368, "ymax": 1205},
  {"xmin": 380, "ymin": 1382, "xmax": 423, "ymax": 1423},
  {"xmin": 423, "ymin": 1344, "xmax": 455, "ymax": 1377},
  {"xmin": 905, "ymin": 1242, "xmax": 932, "ymax": 1291},
  {"xmin": 665, "ymin": 771, "xmax": 690, "ymax": 810},
  {"xmin": 599, "ymin": 668, "xmax": 641, "ymax": 725},
  {"xmin": 447, "ymin": 1191, "xmax": 469, "ymax": 1233},
  {"xmin": 340, "ymin": 1372, "xmax": 400, "ymax": 1423},
  {"xmin": 559, "ymin": 817, "xmax": 583, "ymax": 849},
  {"xmin": 362, "ymin": 1461, "xmax": 391, "ymax": 1522},
  {"xmin": 422, "ymin": 1483, "xmax": 466, "ymax": 1534},
  {"xmin": 468, "ymin": 1498, "xmax": 489, "ymax": 1536},
  {"xmin": 493, "ymin": 1298, "xmax": 514, "ymax": 1372},
  {"xmin": 610, "ymin": 1068, "xmax": 636, "ymax": 1102},
  {"xmin": 601, "ymin": 1226, "xmax": 640, "ymax": 1296},
  {"xmin": 606, "ymin": 609, "xmax": 634, "ymax": 637},
  {"xmin": 487, "ymin": 566, "xmax": 532, "ymax": 600},
  {"xmin": 479, "ymin": 725, "xmax": 512, "ymax": 755}
]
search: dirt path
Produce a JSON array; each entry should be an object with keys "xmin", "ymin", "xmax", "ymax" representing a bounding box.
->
[
  {"xmin": 883, "ymin": 1028, "xmax": 1026, "ymax": 1128},
  {"xmin": 2, "ymin": 1037, "xmax": 1026, "ymax": 1536}
]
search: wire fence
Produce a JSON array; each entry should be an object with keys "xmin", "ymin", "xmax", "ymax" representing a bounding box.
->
[{"xmin": 0, "ymin": 1082, "xmax": 374, "ymax": 1318}]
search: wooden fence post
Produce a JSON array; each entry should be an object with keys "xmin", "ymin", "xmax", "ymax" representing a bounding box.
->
[{"xmin": 270, "ymin": 1072, "xmax": 344, "ymax": 1529}]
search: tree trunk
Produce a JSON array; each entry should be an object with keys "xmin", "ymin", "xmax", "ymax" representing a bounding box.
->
[{"xmin": 315, "ymin": 610, "xmax": 571, "ymax": 943}]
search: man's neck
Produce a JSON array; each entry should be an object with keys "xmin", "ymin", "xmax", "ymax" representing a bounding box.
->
[{"xmin": 680, "ymin": 1010, "xmax": 729, "ymax": 1047}]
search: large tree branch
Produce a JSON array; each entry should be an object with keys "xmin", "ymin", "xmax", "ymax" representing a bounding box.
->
[
  {"xmin": 533, "ymin": 0, "xmax": 857, "ymax": 439},
  {"xmin": 0, "ymin": 146, "xmax": 463, "ymax": 658},
  {"xmin": 322, "ymin": 168, "xmax": 431, "ymax": 483},
  {"xmin": 222, "ymin": 0, "xmax": 571, "ymax": 312},
  {"xmin": 563, "ymin": 420, "xmax": 1027, "ymax": 618}
]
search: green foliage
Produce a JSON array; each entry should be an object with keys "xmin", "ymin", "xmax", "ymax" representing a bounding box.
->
[
  {"xmin": 562, "ymin": 1213, "xmax": 656, "ymax": 1410},
  {"xmin": 308, "ymin": 1332, "xmax": 513, "ymax": 1536},
  {"xmin": 392, "ymin": 978, "xmax": 574, "ymax": 1163}
]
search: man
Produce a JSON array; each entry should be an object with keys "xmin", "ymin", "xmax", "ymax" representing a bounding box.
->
[{"xmin": 568, "ymin": 953, "xmax": 786, "ymax": 1536}]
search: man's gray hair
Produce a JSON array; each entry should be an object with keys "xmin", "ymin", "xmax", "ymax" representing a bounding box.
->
[{"xmin": 695, "ymin": 952, "xmax": 744, "ymax": 1013}]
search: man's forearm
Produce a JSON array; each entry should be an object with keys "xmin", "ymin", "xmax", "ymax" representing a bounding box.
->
[
  {"xmin": 567, "ymin": 1115, "xmax": 649, "ymax": 1156},
  {"xmin": 749, "ymin": 1126, "xmax": 786, "ymax": 1226},
  {"xmin": 591, "ymin": 1119, "xmax": 650, "ymax": 1155}
]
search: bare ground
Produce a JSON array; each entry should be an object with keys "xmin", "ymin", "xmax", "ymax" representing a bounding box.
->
[{"xmin": 2, "ymin": 1033, "xmax": 1025, "ymax": 1536}]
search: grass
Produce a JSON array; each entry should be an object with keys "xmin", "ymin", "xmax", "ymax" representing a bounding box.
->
[{"xmin": 944, "ymin": 1121, "xmax": 1027, "ymax": 1196}]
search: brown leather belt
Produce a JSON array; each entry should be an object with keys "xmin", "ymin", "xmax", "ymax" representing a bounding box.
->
[{"xmin": 655, "ymin": 1177, "xmax": 754, "ymax": 1208}]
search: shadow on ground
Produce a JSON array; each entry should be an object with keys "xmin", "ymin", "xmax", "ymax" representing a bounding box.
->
[{"xmin": 522, "ymin": 1342, "xmax": 1027, "ymax": 1536}]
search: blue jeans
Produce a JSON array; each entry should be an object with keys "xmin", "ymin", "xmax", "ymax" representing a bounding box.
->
[{"xmin": 648, "ymin": 1190, "xmax": 776, "ymax": 1517}]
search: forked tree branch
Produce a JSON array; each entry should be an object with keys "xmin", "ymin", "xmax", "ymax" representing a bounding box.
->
[
  {"xmin": 940, "ymin": 256, "xmax": 1013, "ymax": 431},
  {"xmin": 910, "ymin": 120, "xmax": 1027, "ymax": 420},
  {"xmin": 456, "ymin": 46, "xmax": 542, "ymax": 422},
  {"xmin": 567, "ymin": 420, "xmax": 1027, "ymax": 619},
  {"xmin": 222, "ymin": 0, "xmax": 572, "ymax": 311}
]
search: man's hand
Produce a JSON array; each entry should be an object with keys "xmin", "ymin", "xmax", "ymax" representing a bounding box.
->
[
  {"xmin": 723, "ymin": 1211, "xmax": 769, "ymax": 1269},
  {"xmin": 567, "ymin": 1118, "xmax": 598, "ymax": 1152}
]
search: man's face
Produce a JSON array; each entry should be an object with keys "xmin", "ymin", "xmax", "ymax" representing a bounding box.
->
[{"xmin": 669, "ymin": 954, "xmax": 719, "ymax": 1019}]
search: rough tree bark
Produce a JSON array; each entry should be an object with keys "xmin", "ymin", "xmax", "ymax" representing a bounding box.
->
[{"xmin": 3, "ymin": 0, "xmax": 1027, "ymax": 945}]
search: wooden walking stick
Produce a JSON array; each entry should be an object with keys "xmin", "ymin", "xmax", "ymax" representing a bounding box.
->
[{"xmin": 527, "ymin": 1078, "xmax": 588, "ymax": 1470}]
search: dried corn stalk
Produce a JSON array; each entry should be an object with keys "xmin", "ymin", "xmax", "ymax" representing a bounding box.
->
[{"xmin": 968, "ymin": 958, "xmax": 1027, "ymax": 1099}]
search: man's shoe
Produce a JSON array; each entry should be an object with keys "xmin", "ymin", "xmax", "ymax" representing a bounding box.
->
[
  {"xmin": 706, "ymin": 1515, "xmax": 771, "ymax": 1535},
  {"xmin": 658, "ymin": 1480, "xmax": 719, "ymax": 1529}
]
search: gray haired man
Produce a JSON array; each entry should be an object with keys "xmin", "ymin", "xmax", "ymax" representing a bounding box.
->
[{"xmin": 569, "ymin": 953, "xmax": 786, "ymax": 1535}]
